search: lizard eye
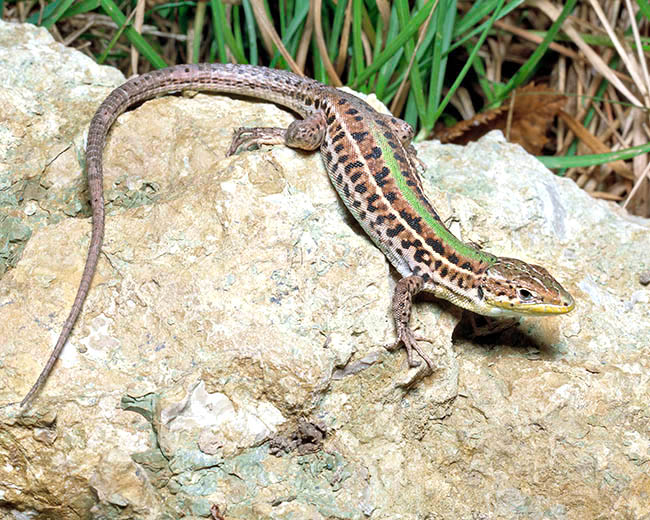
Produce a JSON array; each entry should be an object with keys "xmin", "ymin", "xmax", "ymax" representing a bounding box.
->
[{"xmin": 517, "ymin": 288, "xmax": 535, "ymax": 302}]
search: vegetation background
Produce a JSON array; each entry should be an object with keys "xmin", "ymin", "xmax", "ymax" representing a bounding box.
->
[{"xmin": 2, "ymin": 0, "xmax": 649, "ymax": 216}]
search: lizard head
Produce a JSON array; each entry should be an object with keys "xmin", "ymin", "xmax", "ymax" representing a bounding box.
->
[{"xmin": 479, "ymin": 257, "xmax": 574, "ymax": 317}]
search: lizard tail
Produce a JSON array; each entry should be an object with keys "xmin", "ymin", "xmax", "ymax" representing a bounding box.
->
[{"xmin": 21, "ymin": 63, "xmax": 319, "ymax": 407}]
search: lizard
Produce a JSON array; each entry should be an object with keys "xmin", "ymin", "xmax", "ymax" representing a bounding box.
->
[{"xmin": 19, "ymin": 63, "xmax": 575, "ymax": 408}]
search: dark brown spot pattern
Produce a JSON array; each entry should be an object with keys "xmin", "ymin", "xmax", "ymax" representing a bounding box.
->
[{"xmin": 317, "ymin": 90, "xmax": 490, "ymax": 302}]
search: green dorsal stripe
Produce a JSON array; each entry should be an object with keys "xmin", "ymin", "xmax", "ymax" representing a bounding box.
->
[{"xmin": 372, "ymin": 128, "xmax": 496, "ymax": 264}]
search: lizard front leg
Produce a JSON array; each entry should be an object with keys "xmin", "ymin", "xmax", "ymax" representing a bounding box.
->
[
  {"xmin": 465, "ymin": 313, "xmax": 519, "ymax": 337},
  {"xmin": 227, "ymin": 111, "xmax": 327, "ymax": 156},
  {"xmin": 376, "ymin": 114, "xmax": 425, "ymax": 171},
  {"xmin": 386, "ymin": 275, "xmax": 436, "ymax": 373}
]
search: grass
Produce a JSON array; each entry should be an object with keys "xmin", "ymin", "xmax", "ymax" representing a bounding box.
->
[{"xmin": 2, "ymin": 0, "xmax": 649, "ymax": 215}]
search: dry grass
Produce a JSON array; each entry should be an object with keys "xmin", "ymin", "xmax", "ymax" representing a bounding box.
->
[
  {"xmin": 3, "ymin": 0, "xmax": 650, "ymax": 216},
  {"xmin": 452, "ymin": 1, "xmax": 649, "ymax": 216}
]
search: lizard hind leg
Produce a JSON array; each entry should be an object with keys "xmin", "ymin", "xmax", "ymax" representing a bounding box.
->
[
  {"xmin": 376, "ymin": 113, "xmax": 425, "ymax": 171},
  {"xmin": 227, "ymin": 111, "xmax": 327, "ymax": 156},
  {"xmin": 285, "ymin": 111, "xmax": 327, "ymax": 150},
  {"xmin": 227, "ymin": 127, "xmax": 286, "ymax": 156},
  {"xmin": 377, "ymin": 113, "xmax": 415, "ymax": 145}
]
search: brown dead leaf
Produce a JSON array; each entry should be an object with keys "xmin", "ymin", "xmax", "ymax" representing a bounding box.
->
[{"xmin": 434, "ymin": 83, "xmax": 567, "ymax": 155}]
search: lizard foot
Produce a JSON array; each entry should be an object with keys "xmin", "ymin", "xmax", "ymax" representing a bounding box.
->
[
  {"xmin": 386, "ymin": 329, "xmax": 436, "ymax": 374},
  {"xmin": 227, "ymin": 127, "xmax": 286, "ymax": 156}
]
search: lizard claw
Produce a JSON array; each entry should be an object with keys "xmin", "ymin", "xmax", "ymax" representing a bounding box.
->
[{"xmin": 386, "ymin": 329, "xmax": 435, "ymax": 374}]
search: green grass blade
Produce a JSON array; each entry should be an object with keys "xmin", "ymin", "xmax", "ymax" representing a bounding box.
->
[
  {"xmin": 278, "ymin": 0, "xmax": 287, "ymax": 35},
  {"xmin": 352, "ymin": 0, "xmax": 365, "ymax": 84},
  {"xmin": 192, "ymin": 0, "xmax": 207, "ymax": 63},
  {"xmin": 369, "ymin": 15, "xmax": 384, "ymax": 89},
  {"xmin": 426, "ymin": 0, "xmax": 456, "ymax": 128},
  {"xmin": 453, "ymin": 0, "xmax": 501, "ymax": 35},
  {"xmin": 99, "ymin": 0, "xmax": 167, "ymax": 68},
  {"xmin": 312, "ymin": 33, "xmax": 327, "ymax": 83},
  {"xmin": 375, "ymin": 6, "xmax": 402, "ymax": 99},
  {"xmin": 210, "ymin": 0, "xmax": 246, "ymax": 63},
  {"xmin": 269, "ymin": 0, "xmax": 309, "ymax": 68},
  {"xmin": 209, "ymin": 0, "xmax": 227, "ymax": 63},
  {"xmin": 233, "ymin": 5, "xmax": 244, "ymax": 58},
  {"xmin": 26, "ymin": 0, "xmax": 60, "ymax": 24},
  {"xmin": 242, "ymin": 0, "xmax": 258, "ymax": 65},
  {"xmin": 96, "ymin": 17, "xmax": 129, "ymax": 64},
  {"xmin": 352, "ymin": 0, "xmax": 435, "ymax": 88},
  {"xmin": 178, "ymin": 3, "xmax": 190, "ymax": 34},
  {"xmin": 60, "ymin": 0, "xmax": 100, "ymax": 18},
  {"xmin": 539, "ymin": 142, "xmax": 650, "ymax": 169},
  {"xmin": 432, "ymin": 0, "xmax": 506, "ymax": 123},
  {"xmin": 282, "ymin": 1, "xmax": 310, "ymax": 47},
  {"xmin": 448, "ymin": 0, "xmax": 524, "ymax": 55},
  {"xmin": 383, "ymin": 54, "xmax": 435, "ymax": 103},
  {"xmin": 404, "ymin": 90, "xmax": 418, "ymax": 128},
  {"xmin": 327, "ymin": 0, "xmax": 348, "ymax": 62},
  {"xmin": 395, "ymin": 0, "xmax": 427, "ymax": 124},
  {"xmin": 494, "ymin": 0, "xmax": 578, "ymax": 104},
  {"xmin": 41, "ymin": 0, "xmax": 76, "ymax": 28},
  {"xmin": 636, "ymin": 0, "xmax": 650, "ymax": 19},
  {"xmin": 146, "ymin": 2, "xmax": 196, "ymax": 16},
  {"xmin": 220, "ymin": 9, "xmax": 246, "ymax": 62}
]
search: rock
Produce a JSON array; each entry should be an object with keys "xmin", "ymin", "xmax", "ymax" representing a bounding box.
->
[{"xmin": 1, "ymin": 18, "xmax": 649, "ymax": 520}]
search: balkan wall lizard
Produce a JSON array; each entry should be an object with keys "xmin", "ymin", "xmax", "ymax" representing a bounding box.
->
[{"xmin": 20, "ymin": 63, "xmax": 574, "ymax": 407}]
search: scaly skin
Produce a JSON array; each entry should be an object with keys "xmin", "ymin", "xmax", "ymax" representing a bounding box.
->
[{"xmin": 20, "ymin": 63, "xmax": 574, "ymax": 408}]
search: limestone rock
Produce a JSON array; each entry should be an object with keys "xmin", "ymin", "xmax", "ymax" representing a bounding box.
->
[{"xmin": 1, "ymin": 18, "xmax": 649, "ymax": 520}]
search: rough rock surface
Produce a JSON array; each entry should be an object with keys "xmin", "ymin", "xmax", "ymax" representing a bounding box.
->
[{"xmin": 1, "ymin": 19, "xmax": 649, "ymax": 520}]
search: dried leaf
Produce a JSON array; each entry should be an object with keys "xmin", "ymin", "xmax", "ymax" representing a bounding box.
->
[{"xmin": 435, "ymin": 83, "xmax": 567, "ymax": 155}]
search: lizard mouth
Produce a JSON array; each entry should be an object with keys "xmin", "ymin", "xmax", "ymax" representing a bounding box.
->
[{"xmin": 489, "ymin": 295, "xmax": 575, "ymax": 315}]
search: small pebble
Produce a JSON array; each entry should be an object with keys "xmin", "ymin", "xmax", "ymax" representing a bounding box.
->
[{"xmin": 640, "ymin": 271, "xmax": 650, "ymax": 286}]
